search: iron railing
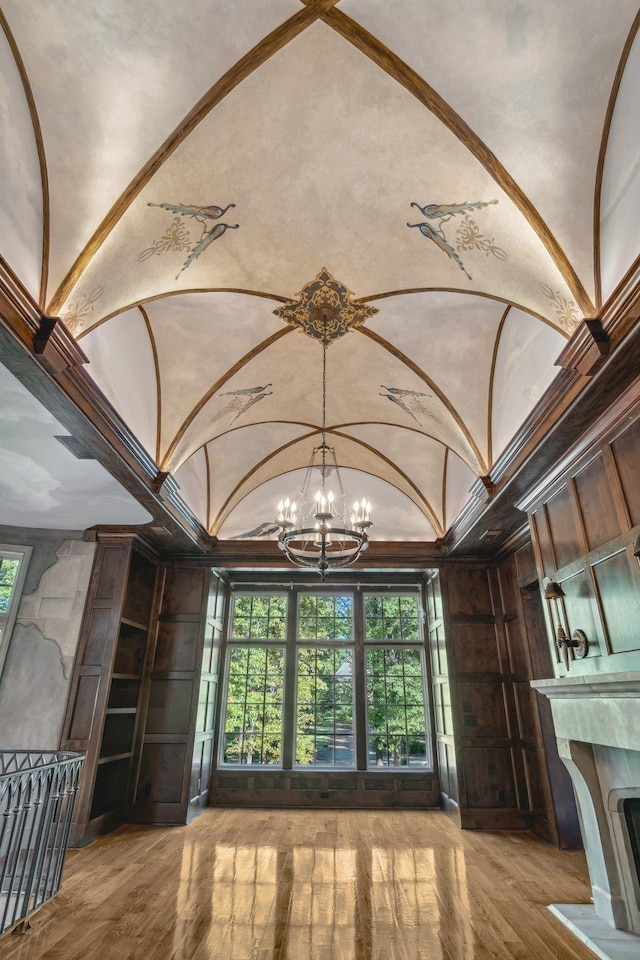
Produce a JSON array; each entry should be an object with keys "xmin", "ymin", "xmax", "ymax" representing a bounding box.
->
[{"xmin": 0, "ymin": 751, "xmax": 84, "ymax": 935}]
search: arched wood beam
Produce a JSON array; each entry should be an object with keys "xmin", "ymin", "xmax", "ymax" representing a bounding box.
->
[
  {"xmin": 322, "ymin": 6, "xmax": 594, "ymax": 318},
  {"xmin": 47, "ymin": 0, "xmax": 341, "ymax": 316},
  {"xmin": 138, "ymin": 305, "xmax": 162, "ymax": 464},
  {"xmin": 593, "ymin": 10, "xmax": 640, "ymax": 310},
  {"xmin": 356, "ymin": 326, "xmax": 488, "ymax": 474},
  {"xmin": 75, "ymin": 287, "xmax": 289, "ymax": 340},
  {"xmin": 487, "ymin": 305, "xmax": 511, "ymax": 467},
  {"xmin": 356, "ymin": 287, "xmax": 567, "ymax": 336},
  {"xmin": 161, "ymin": 327, "xmax": 293, "ymax": 470},
  {"xmin": 209, "ymin": 427, "xmax": 444, "ymax": 537},
  {"xmin": 0, "ymin": 10, "xmax": 50, "ymax": 308}
]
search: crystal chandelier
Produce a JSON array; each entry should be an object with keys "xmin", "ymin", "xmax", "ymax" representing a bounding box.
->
[{"xmin": 275, "ymin": 313, "xmax": 372, "ymax": 579}]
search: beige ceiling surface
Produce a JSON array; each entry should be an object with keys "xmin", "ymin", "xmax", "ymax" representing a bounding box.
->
[{"xmin": 1, "ymin": 1, "xmax": 638, "ymax": 541}]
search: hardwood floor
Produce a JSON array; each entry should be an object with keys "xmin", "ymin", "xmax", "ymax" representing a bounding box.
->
[{"xmin": 2, "ymin": 809, "xmax": 595, "ymax": 960}]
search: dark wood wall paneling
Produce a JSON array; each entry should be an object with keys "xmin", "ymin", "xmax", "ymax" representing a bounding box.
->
[
  {"xmin": 428, "ymin": 565, "xmax": 527, "ymax": 830},
  {"xmin": 495, "ymin": 546, "xmax": 581, "ymax": 847},
  {"xmin": 62, "ymin": 536, "xmax": 225, "ymax": 844},
  {"xmin": 133, "ymin": 566, "xmax": 210, "ymax": 824},
  {"xmin": 426, "ymin": 548, "xmax": 581, "ymax": 842},
  {"xmin": 528, "ymin": 396, "xmax": 640, "ymax": 676},
  {"xmin": 62, "ymin": 536, "xmax": 161, "ymax": 846}
]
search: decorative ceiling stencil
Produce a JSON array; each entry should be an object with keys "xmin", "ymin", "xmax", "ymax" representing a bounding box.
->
[
  {"xmin": 407, "ymin": 199, "xmax": 506, "ymax": 280},
  {"xmin": 1, "ymin": 3, "xmax": 638, "ymax": 544},
  {"xmin": 142, "ymin": 201, "xmax": 239, "ymax": 278},
  {"xmin": 273, "ymin": 267, "xmax": 378, "ymax": 341}
]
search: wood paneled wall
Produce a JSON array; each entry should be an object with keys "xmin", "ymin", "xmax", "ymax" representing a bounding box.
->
[
  {"xmin": 133, "ymin": 566, "xmax": 209, "ymax": 824},
  {"xmin": 495, "ymin": 545, "xmax": 580, "ymax": 847},
  {"xmin": 426, "ymin": 549, "xmax": 580, "ymax": 841},
  {"xmin": 427, "ymin": 565, "xmax": 528, "ymax": 830},
  {"xmin": 525, "ymin": 386, "xmax": 640, "ymax": 678}
]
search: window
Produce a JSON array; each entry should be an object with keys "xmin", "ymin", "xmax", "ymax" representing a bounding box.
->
[
  {"xmin": 222, "ymin": 594, "xmax": 286, "ymax": 766},
  {"xmin": 365, "ymin": 594, "xmax": 428, "ymax": 768},
  {"xmin": 219, "ymin": 587, "xmax": 431, "ymax": 771},
  {"xmin": 0, "ymin": 545, "xmax": 31, "ymax": 678},
  {"xmin": 296, "ymin": 595, "xmax": 354, "ymax": 767}
]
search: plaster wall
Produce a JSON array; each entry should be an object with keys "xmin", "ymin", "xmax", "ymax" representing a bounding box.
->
[{"xmin": 0, "ymin": 528, "xmax": 95, "ymax": 749}]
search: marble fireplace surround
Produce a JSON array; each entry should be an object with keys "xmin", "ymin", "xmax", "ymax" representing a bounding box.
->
[{"xmin": 532, "ymin": 672, "xmax": 640, "ymax": 958}]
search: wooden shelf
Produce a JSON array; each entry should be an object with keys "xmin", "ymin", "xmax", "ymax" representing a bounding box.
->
[
  {"xmin": 97, "ymin": 752, "xmax": 133, "ymax": 766},
  {"xmin": 106, "ymin": 707, "xmax": 137, "ymax": 715},
  {"xmin": 120, "ymin": 617, "xmax": 148, "ymax": 631}
]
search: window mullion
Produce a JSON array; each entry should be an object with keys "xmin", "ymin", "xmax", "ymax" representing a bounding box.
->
[
  {"xmin": 282, "ymin": 587, "xmax": 297, "ymax": 770},
  {"xmin": 353, "ymin": 590, "xmax": 368, "ymax": 771}
]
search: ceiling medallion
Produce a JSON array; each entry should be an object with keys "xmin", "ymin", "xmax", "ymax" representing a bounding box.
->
[{"xmin": 273, "ymin": 268, "xmax": 378, "ymax": 342}]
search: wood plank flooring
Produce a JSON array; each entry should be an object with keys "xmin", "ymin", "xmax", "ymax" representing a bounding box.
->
[{"xmin": 1, "ymin": 809, "xmax": 596, "ymax": 960}]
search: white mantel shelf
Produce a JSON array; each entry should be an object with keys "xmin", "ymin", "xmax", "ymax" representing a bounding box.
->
[{"xmin": 531, "ymin": 672, "xmax": 640, "ymax": 699}]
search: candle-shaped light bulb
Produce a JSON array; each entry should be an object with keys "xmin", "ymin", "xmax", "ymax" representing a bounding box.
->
[
  {"xmin": 291, "ymin": 502, "xmax": 297, "ymax": 514},
  {"xmin": 278, "ymin": 500, "xmax": 283, "ymax": 513},
  {"xmin": 315, "ymin": 490, "xmax": 322, "ymax": 502},
  {"xmin": 328, "ymin": 491, "xmax": 334, "ymax": 503}
]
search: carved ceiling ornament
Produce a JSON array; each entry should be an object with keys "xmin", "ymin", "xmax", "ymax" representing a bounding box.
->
[{"xmin": 274, "ymin": 268, "xmax": 378, "ymax": 344}]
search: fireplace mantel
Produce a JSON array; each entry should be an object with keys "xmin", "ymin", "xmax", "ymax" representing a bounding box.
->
[{"xmin": 533, "ymin": 669, "xmax": 640, "ymax": 944}]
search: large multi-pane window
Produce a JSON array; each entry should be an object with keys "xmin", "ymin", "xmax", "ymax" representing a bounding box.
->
[
  {"xmin": 296, "ymin": 595, "xmax": 354, "ymax": 767},
  {"xmin": 219, "ymin": 588, "xmax": 431, "ymax": 771},
  {"xmin": 364, "ymin": 595, "xmax": 428, "ymax": 768},
  {"xmin": 222, "ymin": 595, "xmax": 286, "ymax": 765}
]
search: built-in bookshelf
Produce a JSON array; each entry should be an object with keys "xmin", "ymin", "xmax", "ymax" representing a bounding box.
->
[{"xmin": 62, "ymin": 536, "xmax": 159, "ymax": 845}]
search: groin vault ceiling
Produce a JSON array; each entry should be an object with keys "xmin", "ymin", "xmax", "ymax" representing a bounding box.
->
[{"xmin": 1, "ymin": 1, "xmax": 639, "ymax": 542}]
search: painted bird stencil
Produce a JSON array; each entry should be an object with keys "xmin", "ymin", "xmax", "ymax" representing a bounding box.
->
[
  {"xmin": 407, "ymin": 199, "xmax": 498, "ymax": 280},
  {"xmin": 380, "ymin": 385, "xmax": 433, "ymax": 424},
  {"xmin": 147, "ymin": 201, "xmax": 239, "ymax": 278},
  {"xmin": 210, "ymin": 384, "xmax": 273, "ymax": 427}
]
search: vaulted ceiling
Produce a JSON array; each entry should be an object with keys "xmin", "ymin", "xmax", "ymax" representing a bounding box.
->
[{"xmin": 1, "ymin": 1, "xmax": 638, "ymax": 543}]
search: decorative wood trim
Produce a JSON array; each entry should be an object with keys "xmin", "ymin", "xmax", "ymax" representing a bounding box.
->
[
  {"xmin": 323, "ymin": 7, "xmax": 595, "ymax": 318},
  {"xmin": 0, "ymin": 255, "xmax": 45, "ymax": 344},
  {"xmin": 601, "ymin": 441, "xmax": 632, "ymax": 533},
  {"xmin": 161, "ymin": 327, "xmax": 292, "ymax": 470},
  {"xmin": 47, "ymin": 0, "xmax": 341, "ymax": 315},
  {"xmin": 0, "ymin": 10, "xmax": 50, "ymax": 308},
  {"xmin": 203, "ymin": 444, "xmax": 212, "ymax": 533},
  {"xmin": 593, "ymin": 10, "xmax": 640, "ymax": 310},
  {"xmin": 442, "ymin": 447, "xmax": 449, "ymax": 531},
  {"xmin": 76, "ymin": 287, "xmax": 290, "ymax": 341},
  {"xmin": 358, "ymin": 326, "xmax": 487, "ymax": 473},
  {"xmin": 487, "ymin": 306, "xmax": 511, "ymax": 466},
  {"xmin": 139, "ymin": 305, "xmax": 162, "ymax": 463},
  {"xmin": 493, "ymin": 524, "xmax": 531, "ymax": 567},
  {"xmin": 33, "ymin": 316, "xmax": 89, "ymax": 375},
  {"xmin": 555, "ymin": 317, "xmax": 610, "ymax": 377},
  {"xmin": 210, "ymin": 538, "xmax": 443, "ymax": 569},
  {"xmin": 516, "ymin": 376, "xmax": 640, "ymax": 514},
  {"xmin": 599, "ymin": 254, "xmax": 640, "ymax": 345}
]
